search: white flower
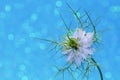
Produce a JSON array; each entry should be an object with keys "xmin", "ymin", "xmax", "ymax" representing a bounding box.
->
[{"xmin": 62, "ymin": 28, "xmax": 94, "ymax": 66}]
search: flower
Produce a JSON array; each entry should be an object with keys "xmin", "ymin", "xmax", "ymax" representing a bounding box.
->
[{"xmin": 62, "ymin": 28, "xmax": 94, "ymax": 66}]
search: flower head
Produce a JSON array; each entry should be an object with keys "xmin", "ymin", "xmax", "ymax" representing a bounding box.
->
[{"xmin": 62, "ymin": 28, "xmax": 94, "ymax": 66}]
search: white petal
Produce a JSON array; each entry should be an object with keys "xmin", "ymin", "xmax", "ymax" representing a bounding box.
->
[
  {"xmin": 73, "ymin": 28, "xmax": 86, "ymax": 39},
  {"xmin": 62, "ymin": 49, "xmax": 72, "ymax": 54},
  {"xmin": 74, "ymin": 54, "xmax": 82, "ymax": 66},
  {"xmin": 81, "ymin": 32, "xmax": 94, "ymax": 47},
  {"xmin": 81, "ymin": 53, "xmax": 88, "ymax": 59},
  {"xmin": 82, "ymin": 47, "xmax": 94, "ymax": 55},
  {"xmin": 67, "ymin": 52, "xmax": 75, "ymax": 62}
]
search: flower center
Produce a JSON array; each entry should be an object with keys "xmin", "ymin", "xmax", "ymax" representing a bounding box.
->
[{"xmin": 67, "ymin": 38, "xmax": 79, "ymax": 50}]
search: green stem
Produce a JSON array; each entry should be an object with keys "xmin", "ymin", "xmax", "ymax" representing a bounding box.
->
[{"xmin": 91, "ymin": 58, "xmax": 103, "ymax": 80}]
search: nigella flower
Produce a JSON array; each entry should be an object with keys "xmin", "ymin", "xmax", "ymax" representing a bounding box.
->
[
  {"xmin": 37, "ymin": 4, "xmax": 104, "ymax": 80},
  {"xmin": 62, "ymin": 28, "xmax": 94, "ymax": 66}
]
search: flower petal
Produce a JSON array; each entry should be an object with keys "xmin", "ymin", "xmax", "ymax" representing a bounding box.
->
[
  {"xmin": 74, "ymin": 54, "xmax": 82, "ymax": 66},
  {"xmin": 81, "ymin": 47, "xmax": 94, "ymax": 55},
  {"xmin": 62, "ymin": 49, "xmax": 72, "ymax": 54},
  {"xmin": 73, "ymin": 28, "xmax": 86, "ymax": 39},
  {"xmin": 67, "ymin": 52, "xmax": 75, "ymax": 62},
  {"xmin": 81, "ymin": 32, "xmax": 94, "ymax": 47}
]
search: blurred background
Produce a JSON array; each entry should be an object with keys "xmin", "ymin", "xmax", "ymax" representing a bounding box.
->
[{"xmin": 0, "ymin": 0, "xmax": 120, "ymax": 80}]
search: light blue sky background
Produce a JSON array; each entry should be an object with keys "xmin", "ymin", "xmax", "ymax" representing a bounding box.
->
[{"xmin": 0, "ymin": 0, "xmax": 120, "ymax": 80}]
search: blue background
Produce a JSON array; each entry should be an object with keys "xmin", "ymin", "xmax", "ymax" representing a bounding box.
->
[{"xmin": 0, "ymin": 0, "xmax": 120, "ymax": 80}]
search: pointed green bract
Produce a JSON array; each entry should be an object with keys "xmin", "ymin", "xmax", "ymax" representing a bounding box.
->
[
  {"xmin": 66, "ymin": 3, "xmax": 84, "ymax": 29},
  {"xmin": 84, "ymin": 10, "xmax": 97, "ymax": 34}
]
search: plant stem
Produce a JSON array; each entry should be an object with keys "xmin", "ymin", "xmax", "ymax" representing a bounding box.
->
[{"xmin": 91, "ymin": 58, "xmax": 103, "ymax": 80}]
